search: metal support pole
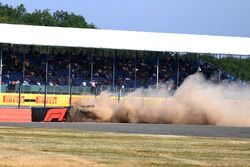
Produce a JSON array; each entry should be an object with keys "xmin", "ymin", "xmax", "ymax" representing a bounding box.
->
[
  {"xmin": 118, "ymin": 88, "xmax": 121, "ymax": 103},
  {"xmin": 218, "ymin": 54, "xmax": 221, "ymax": 82},
  {"xmin": 18, "ymin": 82, "xmax": 21, "ymax": 109},
  {"xmin": 156, "ymin": 52, "xmax": 159, "ymax": 91},
  {"xmin": 22, "ymin": 51, "xmax": 25, "ymax": 82},
  {"xmin": 68, "ymin": 50, "xmax": 71, "ymax": 90},
  {"xmin": 68, "ymin": 50, "xmax": 72, "ymax": 106},
  {"xmin": 239, "ymin": 55, "xmax": 242, "ymax": 81},
  {"xmin": 112, "ymin": 50, "xmax": 116, "ymax": 89},
  {"xmin": 141, "ymin": 86, "xmax": 144, "ymax": 105},
  {"xmin": 90, "ymin": 51, "xmax": 94, "ymax": 81},
  {"xmin": 19, "ymin": 48, "xmax": 25, "ymax": 108},
  {"xmin": 82, "ymin": 49, "xmax": 85, "ymax": 84},
  {"xmin": 176, "ymin": 53, "xmax": 180, "ymax": 88},
  {"xmin": 44, "ymin": 49, "xmax": 48, "ymax": 110},
  {"xmin": 197, "ymin": 53, "xmax": 199, "ymax": 65},
  {"xmin": 18, "ymin": 46, "xmax": 22, "ymax": 109},
  {"xmin": 134, "ymin": 51, "xmax": 138, "ymax": 89},
  {"xmin": 69, "ymin": 84, "xmax": 73, "ymax": 106},
  {"xmin": 0, "ymin": 48, "xmax": 2, "ymax": 93}
]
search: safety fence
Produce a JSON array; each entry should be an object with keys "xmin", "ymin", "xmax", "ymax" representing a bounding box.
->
[{"xmin": 0, "ymin": 84, "xmax": 136, "ymax": 95}]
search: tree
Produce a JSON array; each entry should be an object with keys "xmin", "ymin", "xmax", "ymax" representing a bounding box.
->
[
  {"xmin": 26, "ymin": 9, "xmax": 56, "ymax": 26},
  {"xmin": 0, "ymin": 3, "xmax": 96, "ymax": 28},
  {"xmin": 53, "ymin": 10, "xmax": 94, "ymax": 28}
]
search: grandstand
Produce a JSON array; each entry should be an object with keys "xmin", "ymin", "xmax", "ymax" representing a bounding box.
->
[{"xmin": 0, "ymin": 23, "xmax": 250, "ymax": 108}]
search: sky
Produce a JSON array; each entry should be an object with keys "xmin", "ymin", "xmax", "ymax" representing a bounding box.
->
[{"xmin": 1, "ymin": 0, "xmax": 250, "ymax": 37}]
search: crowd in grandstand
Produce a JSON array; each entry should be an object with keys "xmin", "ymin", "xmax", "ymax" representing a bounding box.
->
[{"xmin": 2, "ymin": 47, "xmax": 238, "ymax": 90}]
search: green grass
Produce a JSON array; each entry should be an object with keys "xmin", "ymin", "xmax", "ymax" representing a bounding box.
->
[{"xmin": 0, "ymin": 126, "xmax": 250, "ymax": 167}]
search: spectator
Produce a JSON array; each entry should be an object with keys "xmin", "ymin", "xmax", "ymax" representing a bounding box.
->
[{"xmin": 82, "ymin": 81, "xmax": 86, "ymax": 87}]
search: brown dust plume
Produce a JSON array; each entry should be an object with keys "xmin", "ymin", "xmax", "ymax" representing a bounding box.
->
[{"xmin": 70, "ymin": 74, "xmax": 250, "ymax": 127}]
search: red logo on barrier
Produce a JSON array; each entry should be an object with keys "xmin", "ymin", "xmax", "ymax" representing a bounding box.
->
[
  {"xmin": 36, "ymin": 97, "xmax": 57, "ymax": 104},
  {"xmin": 3, "ymin": 95, "xmax": 25, "ymax": 103},
  {"xmin": 43, "ymin": 108, "xmax": 67, "ymax": 122}
]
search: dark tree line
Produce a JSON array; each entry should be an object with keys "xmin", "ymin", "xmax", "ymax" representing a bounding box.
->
[
  {"xmin": 200, "ymin": 55, "xmax": 250, "ymax": 82},
  {"xmin": 0, "ymin": 3, "xmax": 96, "ymax": 28}
]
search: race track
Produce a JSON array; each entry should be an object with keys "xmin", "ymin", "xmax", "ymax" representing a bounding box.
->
[{"xmin": 1, "ymin": 122, "xmax": 250, "ymax": 138}]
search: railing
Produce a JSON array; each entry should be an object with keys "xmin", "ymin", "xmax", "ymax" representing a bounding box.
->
[
  {"xmin": 0, "ymin": 84, "xmax": 92, "ymax": 95},
  {"xmin": 0, "ymin": 84, "xmax": 175, "ymax": 97}
]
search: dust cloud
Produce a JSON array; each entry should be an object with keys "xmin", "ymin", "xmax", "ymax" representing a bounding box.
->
[{"xmin": 70, "ymin": 73, "xmax": 250, "ymax": 127}]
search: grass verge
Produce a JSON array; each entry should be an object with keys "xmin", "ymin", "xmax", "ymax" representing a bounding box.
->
[{"xmin": 0, "ymin": 126, "xmax": 250, "ymax": 167}]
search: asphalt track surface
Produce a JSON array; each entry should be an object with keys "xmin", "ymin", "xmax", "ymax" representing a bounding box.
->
[{"xmin": 1, "ymin": 122, "xmax": 250, "ymax": 138}]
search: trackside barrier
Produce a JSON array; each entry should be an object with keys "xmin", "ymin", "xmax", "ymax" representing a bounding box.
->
[
  {"xmin": 43, "ymin": 108, "xmax": 67, "ymax": 122},
  {"xmin": 0, "ymin": 109, "xmax": 31, "ymax": 122},
  {"xmin": 31, "ymin": 107, "xmax": 69, "ymax": 122},
  {"xmin": 0, "ymin": 93, "xmax": 83, "ymax": 107}
]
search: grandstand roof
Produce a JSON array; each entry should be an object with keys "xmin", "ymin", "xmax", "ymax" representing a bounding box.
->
[{"xmin": 0, "ymin": 23, "xmax": 250, "ymax": 55}]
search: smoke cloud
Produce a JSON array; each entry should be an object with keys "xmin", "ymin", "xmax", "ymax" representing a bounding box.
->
[{"xmin": 70, "ymin": 73, "xmax": 250, "ymax": 127}]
